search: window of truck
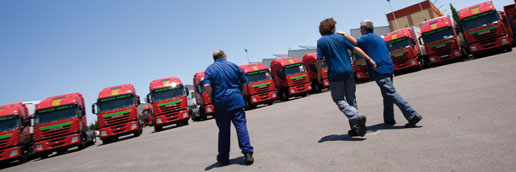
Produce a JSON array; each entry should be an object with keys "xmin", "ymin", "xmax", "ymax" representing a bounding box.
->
[
  {"xmin": 97, "ymin": 94, "xmax": 135, "ymax": 113},
  {"xmin": 422, "ymin": 26, "xmax": 454, "ymax": 44},
  {"xmin": 0, "ymin": 115, "xmax": 19, "ymax": 132},
  {"xmin": 151, "ymin": 85, "xmax": 185, "ymax": 102},
  {"xmin": 284, "ymin": 63, "xmax": 306, "ymax": 76},
  {"xmin": 461, "ymin": 10, "xmax": 500, "ymax": 31},
  {"xmin": 35, "ymin": 104, "xmax": 78, "ymax": 125},
  {"xmin": 386, "ymin": 37, "xmax": 411, "ymax": 52},
  {"xmin": 246, "ymin": 70, "xmax": 272, "ymax": 83}
]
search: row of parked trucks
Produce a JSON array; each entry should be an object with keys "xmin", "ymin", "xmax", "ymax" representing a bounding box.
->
[
  {"xmin": 353, "ymin": 1, "xmax": 516, "ymax": 81},
  {"xmin": 1, "ymin": 0, "xmax": 514, "ymax": 166}
]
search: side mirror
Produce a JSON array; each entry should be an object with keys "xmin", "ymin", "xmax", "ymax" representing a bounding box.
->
[
  {"xmin": 25, "ymin": 118, "xmax": 31, "ymax": 127},
  {"xmin": 91, "ymin": 103, "xmax": 97, "ymax": 114},
  {"xmin": 418, "ymin": 37, "xmax": 423, "ymax": 45},
  {"xmin": 146, "ymin": 93, "xmax": 151, "ymax": 104},
  {"xmin": 137, "ymin": 96, "xmax": 141, "ymax": 105},
  {"xmin": 411, "ymin": 38, "xmax": 416, "ymax": 46},
  {"xmin": 78, "ymin": 106, "xmax": 85, "ymax": 117},
  {"xmin": 185, "ymin": 87, "xmax": 190, "ymax": 96}
]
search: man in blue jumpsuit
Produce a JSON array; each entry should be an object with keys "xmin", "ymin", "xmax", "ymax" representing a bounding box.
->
[
  {"xmin": 339, "ymin": 19, "xmax": 422, "ymax": 128},
  {"xmin": 316, "ymin": 18, "xmax": 377, "ymax": 137},
  {"xmin": 203, "ymin": 50, "xmax": 254, "ymax": 166}
]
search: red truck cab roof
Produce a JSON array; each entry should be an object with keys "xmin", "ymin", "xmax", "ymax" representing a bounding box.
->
[
  {"xmin": 0, "ymin": 103, "xmax": 28, "ymax": 118},
  {"xmin": 271, "ymin": 57, "xmax": 303, "ymax": 66},
  {"xmin": 384, "ymin": 28, "xmax": 414, "ymax": 42},
  {"xmin": 240, "ymin": 63, "xmax": 269, "ymax": 73},
  {"xmin": 37, "ymin": 93, "xmax": 84, "ymax": 110},
  {"xmin": 421, "ymin": 16, "xmax": 453, "ymax": 33},
  {"xmin": 194, "ymin": 72, "xmax": 206, "ymax": 82},
  {"xmin": 302, "ymin": 52, "xmax": 318, "ymax": 64},
  {"xmin": 97, "ymin": 84, "xmax": 136, "ymax": 99},
  {"xmin": 459, "ymin": 1, "xmax": 495, "ymax": 19},
  {"xmin": 150, "ymin": 76, "xmax": 183, "ymax": 91}
]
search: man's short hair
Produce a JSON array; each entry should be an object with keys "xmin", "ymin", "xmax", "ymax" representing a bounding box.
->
[
  {"xmin": 360, "ymin": 19, "xmax": 374, "ymax": 33},
  {"xmin": 319, "ymin": 18, "xmax": 337, "ymax": 36},
  {"xmin": 213, "ymin": 50, "xmax": 225, "ymax": 61}
]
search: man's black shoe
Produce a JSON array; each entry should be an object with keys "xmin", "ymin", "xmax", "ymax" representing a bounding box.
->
[
  {"xmin": 405, "ymin": 113, "xmax": 422, "ymax": 128},
  {"xmin": 244, "ymin": 152, "xmax": 254, "ymax": 165},
  {"xmin": 217, "ymin": 155, "xmax": 229, "ymax": 166},
  {"xmin": 356, "ymin": 115, "xmax": 367, "ymax": 136},
  {"xmin": 384, "ymin": 121, "xmax": 396, "ymax": 126},
  {"xmin": 347, "ymin": 128, "xmax": 360, "ymax": 137}
]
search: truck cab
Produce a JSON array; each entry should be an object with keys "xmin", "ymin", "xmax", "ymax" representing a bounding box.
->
[
  {"xmin": 146, "ymin": 77, "xmax": 190, "ymax": 131},
  {"xmin": 270, "ymin": 57, "xmax": 312, "ymax": 101},
  {"xmin": 302, "ymin": 52, "xmax": 330, "ymax": 93},
  {"xmin": 459, "ymin": 1, "xmax": 513, "ymax": 56},
  {"xmin": 0, "ymin": 103, "xmax": 31, "ymax": 163},
  {"xmin": 239, "ymin": 63, "xmax": 278, "ymax": 110},
  {"xmin": 191, "ymin": 72, "xmax": 215, "ymax": 121},
  {"xmin": 385, "ymin": 27, "xmax": 427, "ymax": 73},
  {"xmin": 351, "ymin": 53, "xmax": 369, "ymax": 83},
  {"xmin": 92, "ymin": 84, "xmax": 142, "ymax": 144},
  {"xmin": 33, "ymin": 93, "xmax": 95, "ymax": 159},
  {"xmin": 420, "ymin": 16, "xmax": 467, "ymax": 65},
  {"xmin": 503, "ymin": 2, "xmax": 516, "ymax": 46},
  {"xmin": 141, "ymin": 105, "xmax": 153, "ymax": 127}
]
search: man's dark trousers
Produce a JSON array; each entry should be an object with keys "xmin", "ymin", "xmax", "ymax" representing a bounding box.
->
[{"xmin": 215, "ymin": 108, "xmax": 253, "ymax": 159}]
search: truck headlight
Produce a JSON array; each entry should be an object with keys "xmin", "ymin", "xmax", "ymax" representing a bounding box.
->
[
  {"xmin": 131, "ymin": 123, "xmax": 137, "ymax": 129},
  {"xmin": 290, "ymin": 89, "xmax": 295, "ymax": 93},
  {"xmin": 206, "ymin": 107, "xmax": 212, "ymax": 112},
  {"xmin": 272, "ymin": 93, "xmax": 277, "ymax": 97},
  {"xmin": 430, "ymin": 58, "xmax": 435, "ymax": 62},
  {"xmin": 156, "ymin": 119, "xmax": 162, "ymax": 123},
  {"xmin": 36, "ymin": 144, "xmax": 43, "ymax": 150},
  {"xmin": 251, "ymin": 97, "xmax": 257, "ymax": 102},
  {"xmin": 324, "ymin": 81, "xmax": 329, "ymax": 85},
  {"xmin": 9, "ymin": 149, "xmax": 18, "ymax": 157},
  {"xmin": 411, "ymin": 60, "xmax": 416, "ymax": 65},
  {"xmin": 183, "ymin": 112, "xmax": 188, "ymax": 118},
  {"xmin": 71, "ymin": 136, "xmax": 79, "ymax": 143},
  {"xmin": 454, "ymin": 51, "xmax": 460, "ymax": 57},
  {"xmin": 101, "ymin": 130, "xmax": 107, "ymax": 136},
  {"xmin": 356, "ymin": 74, "xmax": 361, "ymax": 78},
  {"xmin": 470, "ymin": 46, "xmax": 477, "ymax": 51},
  {"xmin": 308, "ymin": 85, "xmax": 311, "ymax": 89},
  {"xmin": 501, "ymin": 38, "xmax": 508, "ymax": 44}
]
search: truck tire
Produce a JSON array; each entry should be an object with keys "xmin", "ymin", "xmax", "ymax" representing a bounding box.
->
[
  {"xmin": 79, "ymin": 135, "xmax": 86, "ymax": 150},
  {"xmin": 507, "ymin": 47, "xmax": 513, "ymax": 52},
  {"xmin": 244, "ymin": 99, "xmax": 253, "ymax": 110},
  {"xmin": 183, "ymin": 120, "xmax": 189, "ymax": 125},
  {"xmin": 154, "ymin": 125, "xmax": 163, "ymax": 132},
  {"xmin": 40, "ymin": 153, "xmax": 49, "ymax": 159},
  {"xmin": 311, "ymin": 82, "xmax": 321, "ymax": 94},
  {"xmin": 89, "ymin": 136, "xmax": 96, "ymax": 146},
  {"xmin": 134, "ymin": 129, "xmax": 141, "ymax": 137},
  {"xmin": 279, "ymin": 89, "xmax": 289, "ymax": 101},
  {"xmin": 101, "ymin": 138, "xmax": 111, "ymax": 145}
]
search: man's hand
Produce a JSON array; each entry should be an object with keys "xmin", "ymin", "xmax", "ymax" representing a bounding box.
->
[
  {"xmin": 336, "ymin": 31, "xmax": 347, "ymax": 36},
  {"xmin": 370, "ymin": 61, "xmax": 377, "ymax": 71}
]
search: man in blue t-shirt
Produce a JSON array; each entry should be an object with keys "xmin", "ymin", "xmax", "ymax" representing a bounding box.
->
[
  {"xmin": 316, "ymin": 18, "xmax": 377, "ymax": 137},
  {"xmin": 203, "ymin": 50, "xmax": 254, "ymax": 166},
  {"xmin": 339, "ymin": 19, "xmax": 422, "ymax": 128}
]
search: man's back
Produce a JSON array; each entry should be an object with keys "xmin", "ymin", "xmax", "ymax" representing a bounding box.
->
[
  {"xmin": 357, "ymin": 32, "xmax": 394, "ymax": 77},
  {"xmin": 317, "ymin": 33, "xmax": 355, "ymax": 82},
  {"xmin": 204, "ymin": 59, "xmax": 247, "ymax": 112}
]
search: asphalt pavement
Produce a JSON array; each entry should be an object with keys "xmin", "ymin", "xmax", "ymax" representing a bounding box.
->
[{"xmin": 2, "ymin": 49, "xmax": 516, "ymax": 172}]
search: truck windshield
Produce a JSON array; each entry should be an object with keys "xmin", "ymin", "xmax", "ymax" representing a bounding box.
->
[
  {"xmin": 461, "ymin": 10, "xmax": 500, "ymax": 31},
  {"xmin": 422, "ymin": 26, "xmax": 454, "ymax": 44},
  {"xmin": 35, "ymin": 104, "xmax": 77, "ymax": 125},
  {"xmin": 284, "ymin": 63, "xmax": 306, "ymax": 76},
  {"xmin": 386, "ymin": 37, "xmax": 410, "ymax": 52},
  {"xmin": 97, "ymin": 94, "xmax": 135, "ymax": 113},
  {"xmin": 0, "ymin": 115, "xmax": 19, "ymax": 132},
  {"xmin": 246, "ymin": 70, "xmax": 272, "ymax": 83},
  {"xmin": 151, "ymin": 85, "xmax": 185, "ymax": 102}
]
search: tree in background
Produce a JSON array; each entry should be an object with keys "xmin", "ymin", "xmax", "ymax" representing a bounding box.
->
[
  {"xmin": 87, "ymin": 120, "xmax": 98, "ymax": 131},
  {"xmin": 450, "ymin": 3, "xmax": 460, "ymax": 25}
]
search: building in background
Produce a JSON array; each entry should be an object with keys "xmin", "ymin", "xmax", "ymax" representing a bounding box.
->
[{"xmin": 386, "ymin": 0, "xmax": 443, "ymax": 31}]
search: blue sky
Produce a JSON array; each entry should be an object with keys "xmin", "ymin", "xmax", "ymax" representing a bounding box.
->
[{"xmin": 1, "ymin": 0, "xmax": 514, "ymax": 124}]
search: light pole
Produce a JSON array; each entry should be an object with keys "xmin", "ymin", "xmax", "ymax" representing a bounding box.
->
[
  {"xmin": 244, "ymin": 49, "xmax": 250, "ymax": 64},
  {"xmin": 387, "ymin": 0, "xmax": 400, "ymax": 30}
]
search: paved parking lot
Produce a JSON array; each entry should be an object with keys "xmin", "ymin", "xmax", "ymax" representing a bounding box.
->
[{"xmin": 2, "ymin": 50, "xmax": 516, "ymax": 172}]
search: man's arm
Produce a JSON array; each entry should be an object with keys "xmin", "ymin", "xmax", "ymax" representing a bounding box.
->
[
  {"xmin": 337, "ymin": 31, "xmax": 358, "ymax": 46},
  {"xmin": 203, "ymin": 84, "xmax": 213, "ymax": 100},
  {"xmin": 353, "ymin": 47, "xmax": 377, "ymax": 70},
  {"xmin": 316, "ymin": 59, "xmax": 323, "ymax": 84},
  {"xmin": 241, "ymin": 82, "xmax": 248, "ymax": 96}
]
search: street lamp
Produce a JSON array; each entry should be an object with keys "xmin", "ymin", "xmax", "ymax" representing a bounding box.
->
[
  {"xmin": 387, "ymin": 0, "xmax": 400, "ymax": 30},
  {"xmin": 244, "ymin": 49, "xmax": 250, "ymax": 64}
]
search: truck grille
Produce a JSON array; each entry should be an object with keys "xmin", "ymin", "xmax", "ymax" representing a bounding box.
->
[
  {"xmin": 0, "ymin": 137, "xmax": 9, "ymax": 148},
  {"xmin": 41, "ymin": 125, "xmax": 72, "ymax": 141},
  {"xmin": 356, "ymin": 65, "xmax": 367, "ymax": 72},
  {"xmin": 472, "ymin": 31, "xmax": 498, "ymax": 47},
  {"xmin": 392, "ymin": 53, "xmax": 410, "ymax": 67},
  {"xmin": 292, "ymin": 77, "xmax": 307, "ymax": 89},
  {"xmin": 432, "ymin": 45, "xmax": 452, "ymax": 58},
  {"xmin": 158, "ymin": 103, "xmax": 182, "ymax": 121},
  {"xmin": 105, "ymin": 112, "xmax": 131, "ymax": 127},
  {"xmin": 254, "ymin": 86, "xmax": 271, "ymax": 97}
]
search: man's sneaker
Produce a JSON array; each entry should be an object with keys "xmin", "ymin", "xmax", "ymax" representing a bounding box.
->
[
  {"xmin": 244, "ymin": 152, "xmax": 254, "ymax": 165},
  {"xmin": 356, "ymin": 115, "xmax": 367, "ymax": 136},
  {"xmin": 347, "ymin": 127, "xmax": 361, "ymax": 137},
  {"xmin": 405, "ymin": 113, "xmax": 422, "ymax": 128},
  {"xmin": 217, "ymin": 155, "xmax": 229, "ymax": 166}
]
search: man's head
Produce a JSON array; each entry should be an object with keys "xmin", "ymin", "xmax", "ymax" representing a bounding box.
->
[
  {"xmin": 319, "ymin": 18, "xmax": 337, "ymax": 36},
  {"xmin": 360, "ymin": 19, "xmax": 374, "ymax": 35},
  {"xmin": 213, "ymin": 50, "xmax": 227, "ymax": 61}
]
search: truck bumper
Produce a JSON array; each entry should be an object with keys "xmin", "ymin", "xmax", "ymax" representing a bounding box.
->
[
  {"xmin": 468, "ymin": 35, "xmax": 512, "ymax": 54},
  {"xmin": 355, "ymin": 72, "xmax": 369, "ymax": 82},
  {"xmin": 428, "ymin": 48, "xmax": 462, "ymax": 64},
  {"xmin": 155, "ymin": 110, "xmax": 189, "ymax": 126},
  {"xmin": 33, "ymin": 133, "xmax": 81, "ymax": 153},
  {"xmin": 249, "ymin": 91, "xmax": 278, "ymax": 105},
  {"xmin": 0, "ymin": 146, "xmax": 22, "ymax": 162},
  {"xmin": 99, "ymin": 120, "xmax": 140, "ymax": 139},
  {"xmin": 288, "ymin": 83, "xmax": 312, "ymax": 96}
]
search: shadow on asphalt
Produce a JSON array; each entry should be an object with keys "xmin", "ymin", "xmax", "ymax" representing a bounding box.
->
[
  {"xmin": 367, "ymin": 123, "xmax": 407, "ymax": 132},
  {"xmin": 204, "ymin": 156, "xmax": 246, "ymax": 171},
  {"xmin": 318, "ymin": 134, "xmax": 366, "ymax": 143}
]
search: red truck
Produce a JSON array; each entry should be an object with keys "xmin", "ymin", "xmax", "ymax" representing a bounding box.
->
[
  {"xmin": 191, "ymin": 72, "xmax": 215, "ymax": 121},
  {"xmin": 146, "ymin": 77, "xmax": 190, "ymax": 131},
  {"xmin": 141, "ymin": 105, "xmax": 153, "ymax": 126},
  {"xmin": 459, "ymin": 1, "xmax": 513, "ymax": 57},
  {"xmin": 270, "ymin": 57, "xmax": 312, "ymax": 101},
  {"xmin": 0, "ymin": 103, "xmax": 32, "ymax": 163},
  {"xmin": 420, "ymin": 16, "xmax": 467, "ymax": 65},
  {"xmin": 33, "ymin": 93, "xmax": 96, "ymax": 158},
  {"xmin": 384, "ymin": 26, "xmax": 427, "ymax": 73},
  {"xmin": 503, "ymin": 2, "xmax": 516, "ymax": 45},
  {"xmin": 239, "ymin": 63, "xmax": 278, "ymax": 110},
  {"xmin": 351, "ymin": 53, "xmax": 370, "ymax": 83},
  {"xmin": 302, "ymin": 53, "xmax": 330, "ymax": 92},
  {"xmin": 92, "ymin": 84, "xmax": 143, "ymax": 144}
]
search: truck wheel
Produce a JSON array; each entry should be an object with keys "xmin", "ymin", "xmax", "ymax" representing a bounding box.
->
[
  {"xmin": 311, "ymin": 82, "xmax": 321, "ymax": 94},
  {"xmin": 101, "ymin": 138, "xmax": 111, "ymax": 145},
  {"xmin": 244, "ymin": 99, "xmax": 253, "ymax": 110},
  {"xmin": 40, "ymin": 153, "xmax": 49, "ymax": 159},
  {"xmin": 89, "ymin": 136, "xmax": 97, "ymax": 146},
  {"xmin": 267, "ymin": 102, "xmax": 273, "ymax": 105},
  {"xmin": 183, "ymin": 120, "xmax": 189, "ymax": 125},
  {"xmin": 134, "ymin": 129, "xmax": 141, "ymax": 137},
  {"xmin": 57, "ymin": 149, "xmax": 67, "ymax": 154},
  {"xmin": 507, "ymin": 47, "xmax": 513, "ymax": 52},
  {"xmin": 417, "ymin": 58, "xmax": 424, "ymax": 70},
  {"xmin": 79, "ymin": 135, "xmax": 86, "ymax": 150},
  {"xmin": 279, "ymin": 89, "xmax": 289, "ymax": 101},
  {"xmin": 154, "ymin": 125, "xmax": 163, "ymax": 132}
]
